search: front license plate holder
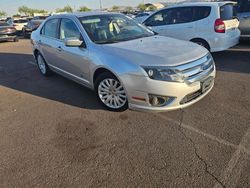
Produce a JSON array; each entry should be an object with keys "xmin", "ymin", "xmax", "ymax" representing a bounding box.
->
[{"xmin": 201, "ymin": 77, "xmax": 214, "ymax": 93}]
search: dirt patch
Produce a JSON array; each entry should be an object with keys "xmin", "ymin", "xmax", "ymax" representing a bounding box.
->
[{"xmin": 51, "ymin": 118, "xmax": 102, "ymax": 163}]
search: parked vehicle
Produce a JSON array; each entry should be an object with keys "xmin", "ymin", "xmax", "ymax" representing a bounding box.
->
[
  {"xmin": 31, "ymin": 12, "xmax": 215, "ymax": 112},
  {"xmin": 13, "ymin": 19, "xmax": 29, "ymax": 31},
  {"xmin": 32, "ymin": 16, "xmax": 49, "ymax": 21},
  {"xmin": 22, "ymin": 20, "xmax": 44, "ymax": 38},
  {"xmin": 142, "ymin": 2, "xmax": 240, "ymax": 52},
  {"xmin": 234, "ymin": 0, "xmax": 250, "ymax": 38},
  {"xmin": 0, "ymin": 22, "xmax": 18, "ymax": 42},
  {"xmin": 134, "ymin": 12, "xmax": 153, "ymax": 23},
  {"xmin": 22, "ymin": 16, "xmax": 48, "ymax": 38}
]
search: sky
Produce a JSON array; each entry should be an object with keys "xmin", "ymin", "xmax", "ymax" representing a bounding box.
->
[{"xmin": 0, "ymin": 0, "xmax": 177, "ymax": 16}]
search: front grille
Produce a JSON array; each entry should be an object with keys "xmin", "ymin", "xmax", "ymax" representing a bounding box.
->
[
  {"xmin": 180, "ymin": 90, "xmax": 203, "ymax": 105},
  {"xmin": 175, "ymin": 54, "xmax": 214, "ymax": 84}
]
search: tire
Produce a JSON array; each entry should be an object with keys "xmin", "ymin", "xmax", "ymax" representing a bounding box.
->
[
  {"xmin": 13, "ymin": 37, "xmax": 19, "ymax": 42},
  {"xmin": 94, "ymin": 72, "xmax": 128, "ymax": 111},
  {"xmin": 36, "ymin": 52, "xmax": 52, "ymax": 76},
  {"xmin": 191, "ymin": 39, "xmax": 210, "ymax": 51}
]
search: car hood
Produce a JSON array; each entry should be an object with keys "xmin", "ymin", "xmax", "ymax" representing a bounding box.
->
[{"xmin": 100, "ymin": 35, "xmax": 208, "ymax": 67}]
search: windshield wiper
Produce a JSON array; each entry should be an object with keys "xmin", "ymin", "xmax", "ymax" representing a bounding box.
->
[{"xmin": 95, "ymin": 41, "xmax": 120, "ymax": 44}]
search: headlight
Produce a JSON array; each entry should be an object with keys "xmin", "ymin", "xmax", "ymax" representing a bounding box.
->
[{"xmin": 142, "ymin": 66, "xmax": 184, "ymax": 82}]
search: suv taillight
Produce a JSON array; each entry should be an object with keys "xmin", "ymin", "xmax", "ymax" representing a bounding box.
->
[{"xmin": 214, "ymin": 19, "xmax": 225, "ymax": 33}]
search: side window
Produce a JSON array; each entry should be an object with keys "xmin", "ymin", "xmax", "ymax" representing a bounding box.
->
[
  {"xmin": 193, "ymin": 7, "xmax": 211, "ymax": 21},
  {"xmin": 170, "ymin": 7, "xmax": 194, "ymax": 24},
  {"xmin": 42, "ymin": 19, "xmax": 59, "ymax": 38},
  {"xmin": 144, "ymin": 9, "xmax": 172, "ymax": 26},
  {"xmin": 60, "ymin": 18, "xmax": 81, "ymax": 40}
]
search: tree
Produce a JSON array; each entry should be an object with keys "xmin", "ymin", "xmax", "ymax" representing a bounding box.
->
[
  {"xmin": 78, "ymin": 6, "xmax": 91, "ymax": 12},
  {"xmin": 147, "ymin": 5, "xmax": 157, "ymax": 11},
  {"xmin": 0, "ymin": 11, "xmax": 7, "ymax": 16},
  {"xmin": 111, "ymin": 5, "xmax": 119, "ymax": 12},
  {"xmin": 137, "ymin": 4, "xmax": 147, "ymax": 11},
  {"xmin": 56, "ymin": 5, "xmax": 73, "ymax": 13},
  {"xmin": 126, "ymin": 6, "xmax": 133, "ymax": 13},
  {"xmin": 18, "ymin": 6, "xmax": 32, "ymax": 15},
  {"xmin": 18, "ymin": 6, "xmax": 48, "ymax": 16},
  {"xmin": 12, "ymin": 14, "xmax": 21, "ymax": 18}
]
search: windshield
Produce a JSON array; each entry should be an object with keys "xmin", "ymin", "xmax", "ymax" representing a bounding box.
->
[{"xmin": 79, "ymin": 14, "xmax": 155, "ymax": 44}]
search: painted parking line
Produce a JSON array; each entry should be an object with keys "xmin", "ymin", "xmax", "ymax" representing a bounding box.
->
[
  {"xmin": 213, "ymin": 128, "xmax": 250, "ymax": 188},
  {"xmin": 156, "ymin": 113, "xmax": 250, "ymax": 187},
  {"xmin": 156, "ymin": 114, "xmax": 250, "ymax": 155}
]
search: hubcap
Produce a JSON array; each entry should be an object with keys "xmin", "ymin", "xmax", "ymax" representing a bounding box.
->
[
  {"xmin": 37, "ymin": 55, "xmax": 46, "ymax": 74},
  {"xmin": 98, "ymin": 78, "xmax": 127, "ymax": 109}
]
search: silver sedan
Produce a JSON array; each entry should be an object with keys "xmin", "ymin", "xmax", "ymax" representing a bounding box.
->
[{"xmin": 31, "ymin": 12, "xmax": 216, "ymax": 112}]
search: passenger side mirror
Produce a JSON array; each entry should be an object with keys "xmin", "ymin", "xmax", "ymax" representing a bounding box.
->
[{"xmin": 64, "ymin": 38, "xmax": 86, "ymax": 48}]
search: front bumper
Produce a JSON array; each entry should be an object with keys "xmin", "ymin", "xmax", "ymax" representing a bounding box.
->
[
  {"xmin": 0, "ymin": 34, "xmax": 17, "ymax": 41},
  {"xmin": 120, "ymin": 68, "xmax": 216, "ymax": 112}
]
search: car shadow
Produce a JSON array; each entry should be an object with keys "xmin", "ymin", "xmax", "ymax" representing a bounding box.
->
[
  {"xmin": 0, "ymin": 53, "xmax": 103, "ymax": 110},
  {"xmin": 212, "ymin": 41, "xmax": 250, "ymax": 74}
]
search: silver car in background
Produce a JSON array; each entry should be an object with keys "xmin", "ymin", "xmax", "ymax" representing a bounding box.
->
[
  {"xmin": 31, "ymin": 12, "xmax": 216, "ymax": 112},
  {"xmin": 235, "ymin": 0, "xmax": 250, "ymax": 39}
]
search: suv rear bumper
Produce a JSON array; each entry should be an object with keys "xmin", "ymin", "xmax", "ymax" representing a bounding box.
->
[{"xmin": 209, "ymin": 30, "xmax": 240, "ymax": 52}]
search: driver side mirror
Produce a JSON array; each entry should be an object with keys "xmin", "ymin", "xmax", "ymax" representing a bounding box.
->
[{"xmin": 64, "ymin": 38, "xmax": 86, "ymax": 48}]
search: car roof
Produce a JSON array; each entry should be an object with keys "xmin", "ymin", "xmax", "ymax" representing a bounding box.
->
[
  {"xmin": 167, "ymin": 1, "xmax": 237, "ymax": 8},
  {"xmin": 50, "ymin": 11, "xmax": 120, "ymax": 19}
]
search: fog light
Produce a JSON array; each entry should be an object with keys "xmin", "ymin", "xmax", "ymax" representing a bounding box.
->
[{"xmin": 149, "ymin": 94, "xmax": 174, "ymax": 107}]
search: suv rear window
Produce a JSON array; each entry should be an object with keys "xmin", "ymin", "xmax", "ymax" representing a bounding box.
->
[{"xmin": 220, "ymin": 4, "xmax": 236, "ymax": 20}]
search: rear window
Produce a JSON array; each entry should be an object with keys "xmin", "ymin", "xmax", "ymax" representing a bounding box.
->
[{"xmin": 220, "ymin": 4, "xmax": 236, "ymax": 20}]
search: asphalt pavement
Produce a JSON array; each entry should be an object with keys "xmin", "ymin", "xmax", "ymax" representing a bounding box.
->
[{"xmin": 0, "ymin": 39, "xmax": 249, "ymax": 187}]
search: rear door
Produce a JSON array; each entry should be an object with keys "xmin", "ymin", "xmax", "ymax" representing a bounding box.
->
[
  {"xmin": 237, "ymin": 0, "xmax": 250, "ymax": 36},
  {"xmin": 220, "ymin": 3, "xmax": 240, "ymax": 36},
  {"xmin": 39, "ymin": 18, "xmax": 61, "ymax": 68}
]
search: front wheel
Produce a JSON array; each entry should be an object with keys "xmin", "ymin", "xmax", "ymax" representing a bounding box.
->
[{"xmin": 95, "ymin": 72, "xmax": 128, "ymax": 111}]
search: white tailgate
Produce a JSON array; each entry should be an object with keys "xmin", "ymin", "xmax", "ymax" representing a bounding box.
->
[{"xmin": 224, "ymin": 19, "xmax": 240, "ymax": 36}]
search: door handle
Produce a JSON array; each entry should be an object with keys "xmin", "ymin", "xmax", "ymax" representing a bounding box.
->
[{"xmin": 57, "ymin": 46, "xmax": 62, "ymax": 51}]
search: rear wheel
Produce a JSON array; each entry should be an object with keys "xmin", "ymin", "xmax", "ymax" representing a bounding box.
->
[
  {"xmin": 36, "ymin": 52, "xmax": 52, "ymax": 76},
  {"xmin": 13, "ymin": 37, "xmax": 19, "ymax": 42},
  {"xmin": 95, "ymin": 72, "xmax": 128, "ymax": 111}
]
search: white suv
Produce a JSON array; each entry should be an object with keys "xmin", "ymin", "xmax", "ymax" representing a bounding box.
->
[{"xmin": 142, "ymin": 2, "xmax": 240, "ymax": 52}]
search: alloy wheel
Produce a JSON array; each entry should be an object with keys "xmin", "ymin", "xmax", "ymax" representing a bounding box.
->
[{"xmin": 98, "ymin": 78, "xmax": 127, "ymax": 109}]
